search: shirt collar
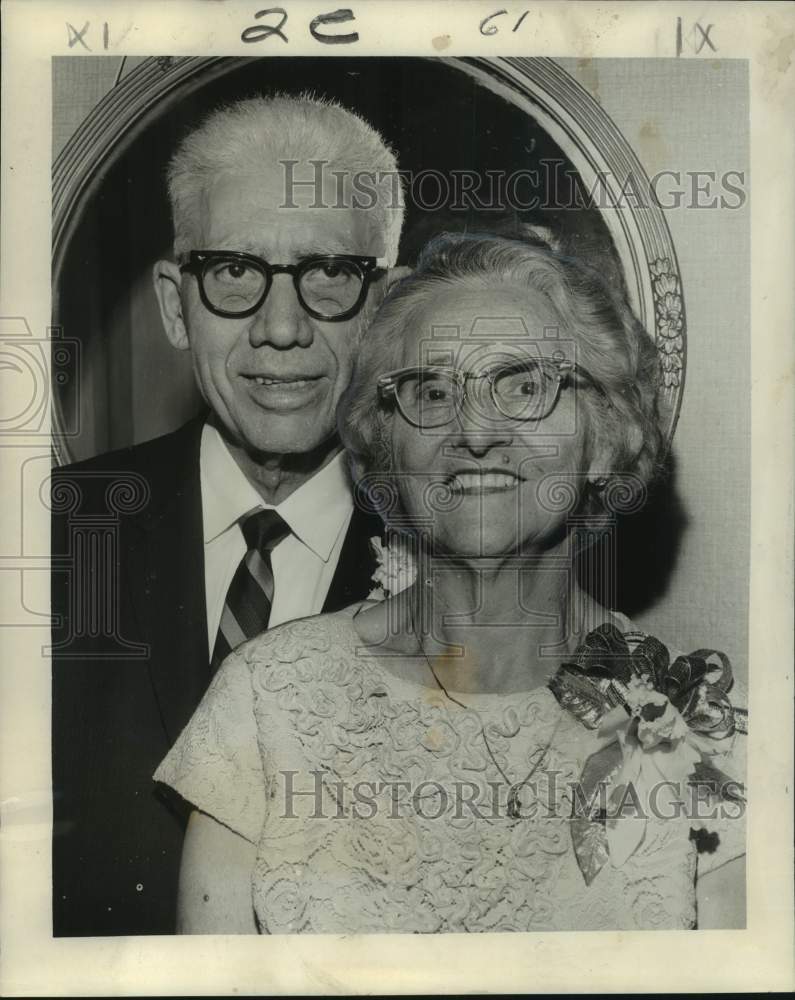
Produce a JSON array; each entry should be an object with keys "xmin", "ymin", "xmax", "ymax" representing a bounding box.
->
[{"xmin": 200, "ymin": 422, "xmax": 353, "ymax": 561}]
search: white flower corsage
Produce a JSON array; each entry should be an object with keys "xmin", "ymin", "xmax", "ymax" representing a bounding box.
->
[{"xmin": 367, "ymin": 534, "xmax": 417, "ymax": 600}]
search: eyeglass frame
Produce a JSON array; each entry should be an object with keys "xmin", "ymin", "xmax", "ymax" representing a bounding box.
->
[
  {"xmin": 376, "ymin": 358, "xmax": 611, "ymax": 428},
  {"xmin": 179, "ymin": 249, "xmax": 389, "ymax": 322}
]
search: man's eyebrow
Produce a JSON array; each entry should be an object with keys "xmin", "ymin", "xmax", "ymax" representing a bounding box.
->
[
  {"xmin": 207, "ymin": 242, "xmax": 367, "ymax": 261},
  {"xmin": 209, "ymin": 241, "xmax": 263, "ymax": 255},
  {"xmin": 294, "ymin": 242, "xmax": 362, "ymax": 259}
]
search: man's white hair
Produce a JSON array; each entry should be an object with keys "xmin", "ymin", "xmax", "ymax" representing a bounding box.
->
[{"xmin": 167, "ymin": 92, "xmax": 404, "ymax": 265}]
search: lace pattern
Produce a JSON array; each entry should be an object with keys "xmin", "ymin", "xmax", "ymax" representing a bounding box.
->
[{"xmin": 155, "ymin": 611, "xmax": 745, "ymax": 933}]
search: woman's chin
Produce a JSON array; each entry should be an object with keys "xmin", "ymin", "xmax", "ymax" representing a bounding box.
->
[
  {"xmin": 427, "ymin": 514, "xmax": 564, "ymax": 560},
  {"xmin": 431, "ymin": 535, "xmax": 536, "ymax": 560}
]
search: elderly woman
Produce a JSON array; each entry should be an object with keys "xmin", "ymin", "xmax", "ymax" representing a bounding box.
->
[{"xmin": 155, "ymin": 233, "xmax": 746, "ymax": 934}]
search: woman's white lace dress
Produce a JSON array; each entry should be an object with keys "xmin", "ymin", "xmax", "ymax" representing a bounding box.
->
[{"xmin": 154, "ymin": 609, "xmax": 745, "ymax": 933}]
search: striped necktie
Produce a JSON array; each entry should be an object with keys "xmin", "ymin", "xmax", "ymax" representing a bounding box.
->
[{"xmin": 210, "ymin": 508, "xmax": 290, "ymax": 674}]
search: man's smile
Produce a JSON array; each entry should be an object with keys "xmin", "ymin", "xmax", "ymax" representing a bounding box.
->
[
  {"xmin": 240, "ymin": 372, "xmax": 328, "ymax": 410},
  {"xmin": 243, "ymin": 374, "xmax": 324, "ymax": 387}
]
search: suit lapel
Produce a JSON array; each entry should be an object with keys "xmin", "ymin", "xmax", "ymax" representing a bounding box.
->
[
  {"xmin": 322, "ymin": 506, "xmax": 383, "ymax": 612},
  {"xmin": 125, "ymin": 420, "xmax": 381, "ymax": 737},
  {"xmin": 125, "ymin": 418, "xmax": 209, "ymax": 744}
]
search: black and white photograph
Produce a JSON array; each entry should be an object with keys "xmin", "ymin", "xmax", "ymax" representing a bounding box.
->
[{"xmin": 1, "ymin": 0, "xmax": 793, "ymax": 994}]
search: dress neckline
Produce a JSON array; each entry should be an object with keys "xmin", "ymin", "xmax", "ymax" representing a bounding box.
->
[{"xmin": 330, "ymin": 604, "xmax": 632, "ymax": 709}]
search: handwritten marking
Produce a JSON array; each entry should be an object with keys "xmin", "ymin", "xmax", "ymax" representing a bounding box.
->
[
  {"xmin": 241, "ymin": 7, "xmax": 289, "ymax": 44},
  {"xmin": 695, "ymin": 23, "xmax": 717, "ymax": 53},
  {"xmin": 65, "ymin": 19, "xmax": 133, "ymax": 51},
  {"xmin": 309, "ymin": 8, "xmax": 358, "ymax": 44},
  {"xmin": 512, "ymin": 11, "xmax": 530, "ymax": 32},
  {"xmin": 479, "ymin": 9, "xmax": 506, "ymax": 36},
  {"xmin": 676, "ymin": 17, "xmax": 717, "ymax": 56},
  {"xmin": 480, "ymin": 9, "xmax": 533, "ymax": 36},
  {"xmin": 66, "ymin": 21, "xmax": 91, "ymax": 50}
]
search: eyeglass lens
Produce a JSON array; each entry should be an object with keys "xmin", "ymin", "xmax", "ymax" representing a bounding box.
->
[
  {"xmin": 200, "ymin": 256, "xmax": 366, "ymax": 319},
  {"xmin": 299, "ymin": 260, "xmax": 365, "ymax": 316},
  {"xmin": 395, "ymin": 365, "xmax": 560, "ymax": 427}
]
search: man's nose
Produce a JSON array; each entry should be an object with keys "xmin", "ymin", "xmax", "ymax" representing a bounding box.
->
[{"xmin": 248, "ymin": 274, "xmax": 314, "ymax": 349}]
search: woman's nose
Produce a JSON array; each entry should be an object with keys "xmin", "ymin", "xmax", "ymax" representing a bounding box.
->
[
  {"xmin": 451, "ymin": 388, "xmax": 514, "ymax": 454},
  {"xmin": 248, "ymin": 274, "xmax": 314, "ymax": 349}
]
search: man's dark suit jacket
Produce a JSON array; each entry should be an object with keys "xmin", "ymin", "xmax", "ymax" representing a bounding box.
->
[{"xmin": 51, "ymin": 416, "xmax": 379, "ymax": 936}]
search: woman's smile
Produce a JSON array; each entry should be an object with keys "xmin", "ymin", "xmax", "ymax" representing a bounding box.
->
[{"xmin": 446, "ymin": 468, "xmax": 525, "ymax": 494}]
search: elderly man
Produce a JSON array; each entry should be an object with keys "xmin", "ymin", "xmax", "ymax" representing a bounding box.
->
[{"xmin": 51, "ymin": 94, "xmax": 404, "ymax": 936}]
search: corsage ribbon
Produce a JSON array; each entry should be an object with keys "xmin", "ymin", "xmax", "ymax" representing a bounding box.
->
[{"xmin": 549, "ymin": 624, "xmax": 747, "ymax": 884}]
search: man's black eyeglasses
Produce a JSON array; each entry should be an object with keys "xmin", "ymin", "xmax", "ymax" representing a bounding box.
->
[{"xmin": 180, "ymin": 250, "xmax": 388, "ymax": 322}]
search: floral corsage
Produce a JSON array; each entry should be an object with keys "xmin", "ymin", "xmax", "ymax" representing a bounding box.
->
[
  {"xmin": 368, "ymin": 533, "xmax": 417, "ymax": 600},
  {"xmin": 549, "ymin": 624, "xmax": 747, "ymax": 884}
]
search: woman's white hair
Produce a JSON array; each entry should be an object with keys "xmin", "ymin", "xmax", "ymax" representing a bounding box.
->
[{"xmin": 167, "ymin": 92, "xmax": 404, "ymax": 264}]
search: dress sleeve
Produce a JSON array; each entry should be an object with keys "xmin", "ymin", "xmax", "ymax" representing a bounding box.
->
[
  {"xmin": 693, "ymin": 681, "xmax": 748, "ymax": 878},
  {"xmin": 153, "ymin": 649, "xmax": 266, "ymax": 844}
]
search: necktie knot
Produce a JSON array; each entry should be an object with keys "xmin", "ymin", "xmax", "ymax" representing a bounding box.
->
[{"xmin": 241, "ymin": 508, "xmax": 289, "ymax": 553}]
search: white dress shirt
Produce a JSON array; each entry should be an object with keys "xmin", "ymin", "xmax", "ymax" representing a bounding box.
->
[{"xmin": 200, "ymin": 422, "xmax": 354, "ymax": 655}]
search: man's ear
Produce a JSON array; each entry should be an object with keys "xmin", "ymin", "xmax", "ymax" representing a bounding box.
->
[
  {"xmin": 385, "ymin": 264, "xmax": 412, "ymax": 294},
  {"xmin": 153, "ymin": 259, "xmax": 190, "ymax": 351}
]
